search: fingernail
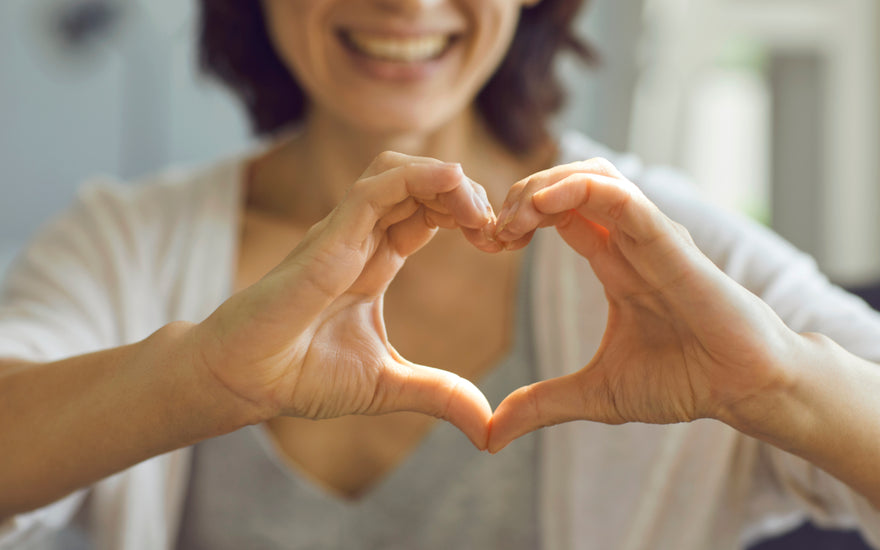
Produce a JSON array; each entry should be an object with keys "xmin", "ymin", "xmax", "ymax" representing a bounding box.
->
[
  {"xmin": 469, "ymin": 179, "xmax": 494, "ymax": 215},
  {"xmin": 496, "ymin": 204, "xmax": 510, "ymax": 226},
  {"xmin": 471, "ymin": 191, "xmax": 492, "ymax": 220},
  {"xmin": 481, "ymin": 219, "xmax": 498, "ymax": 242},
  {"xmin": 495, "ymin": 201, "xmax": 520, "ymax": 235},
  {"xmin": 444, "ymin": 162, "xmax": 464, "ymax": 176}
]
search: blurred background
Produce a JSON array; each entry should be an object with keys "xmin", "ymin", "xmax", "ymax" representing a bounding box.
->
[
  {"xmin": 2, "ymin": 0, "xmax": 880, "ymax": 289},
  {"xmin": 1, "ymin": 0, "xmax": 879, "ymax": 548}
]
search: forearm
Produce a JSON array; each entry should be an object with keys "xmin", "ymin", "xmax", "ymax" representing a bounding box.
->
[
  {"xmin": 0, "ymin": 321, "xmax": 262, "ymax": 518},
  {"xmin": 723, "ymin": 332, "xmax": 880, "ymax": 509}
]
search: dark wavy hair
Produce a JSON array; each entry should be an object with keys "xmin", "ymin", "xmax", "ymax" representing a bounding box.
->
[{"xmin": 198, "ymin": 1, "xmax": 594, "ymax": 154}]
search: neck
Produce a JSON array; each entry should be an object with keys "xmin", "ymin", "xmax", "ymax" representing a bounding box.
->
[{"xmin": 247, "ymin": 106, "xmax": 554, "ymax": 224}]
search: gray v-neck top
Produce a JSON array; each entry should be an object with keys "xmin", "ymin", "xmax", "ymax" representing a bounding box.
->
[{"xmin": 176, "ymin": 256, "xmax": 538, "ymax": 550}]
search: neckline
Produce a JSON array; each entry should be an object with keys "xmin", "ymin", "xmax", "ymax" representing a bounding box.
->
[{"xmin": 242, "ymin": 247, "xmax": 535, "ymax": 506}]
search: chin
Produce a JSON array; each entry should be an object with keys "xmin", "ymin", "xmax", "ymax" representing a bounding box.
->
[{"xmin": 340, "ymin": 100, "xmax": 460, "ymax": 138}]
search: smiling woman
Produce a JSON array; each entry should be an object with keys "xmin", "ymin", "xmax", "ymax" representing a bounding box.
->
[
  {"xmin": 3, "ymin": 1, "xmax": 880, "ymax": 550},
  {"xmin": 199, "ymin": 0, "xmax": 592, "ymax": 152}
]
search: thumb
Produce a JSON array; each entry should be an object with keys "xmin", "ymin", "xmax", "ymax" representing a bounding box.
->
[
  {"xmin": 373, "ymin": 359, "xmax": 493, "ymax": 450},
  {"xmin": 488, "ymin": 370, "xmax": 618, "ymax": 453}
]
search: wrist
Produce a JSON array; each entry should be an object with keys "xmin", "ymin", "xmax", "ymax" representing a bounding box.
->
[
  {"xmin": 152, "ymin": 321, "xmax": 275, "ymax": 433},
  {"xmin": 716, "ymin": 331, "xmax": 827, "ymax": 451}
]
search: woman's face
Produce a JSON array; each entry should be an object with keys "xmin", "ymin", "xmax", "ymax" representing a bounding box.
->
[{"xmin": 262, "ymin": 0, "xmax": 529, "ymax": 135}]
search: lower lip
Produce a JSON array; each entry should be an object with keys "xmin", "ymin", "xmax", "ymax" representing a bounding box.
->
[{"xmin": 338, "ymin": 34, "xmax": 458, "ymax": 83}]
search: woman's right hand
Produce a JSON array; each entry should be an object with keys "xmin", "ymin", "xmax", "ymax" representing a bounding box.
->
[{"xmin": 190, "ymin": 152, "xmax": 497, "ymax": 449}]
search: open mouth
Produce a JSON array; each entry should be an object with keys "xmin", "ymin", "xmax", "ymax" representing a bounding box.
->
[{"xmin": 339, "ymin": 30, "xmax": 458, "ymax": 63}]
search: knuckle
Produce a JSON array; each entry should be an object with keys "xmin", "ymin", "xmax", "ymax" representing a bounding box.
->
[
  {"xmin": 348, "ymin": 179, "xmax": 385, "ymax": 211},
  {"xmin": 607, "ymin": 190, "xmax": 632, "ymax": 221},
  {"xmin": 671, "ymin": 220, "xmax": 694, "ymax": 242},
  {"xmin": 588, "ymin": 157, "xmax": 618, "ymax": 176},
  {"xmin": 348, "ymin": 178, "xmax": 371, "ymax": 200},
  {"xmin": 372, "ymin": 150, "xmax": 403, "ymax": 173}
]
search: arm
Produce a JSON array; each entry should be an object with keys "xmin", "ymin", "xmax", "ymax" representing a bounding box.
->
[
  {"xmin": 0, "ymin": 322, "xmax": 251, "ymax": 519},
  {"xmin": 0, "ymin": 153, "xmax": 497, "ymax": 520},
  {"xmin": 730, "ymin": 332, "xmax": 880, "ymax": 510},
  {"xmin": 488, "ymin": 157, "xmax": 880, "ymax": 509}
]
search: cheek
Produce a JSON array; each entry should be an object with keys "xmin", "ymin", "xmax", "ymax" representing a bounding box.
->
[
  {"xmin": 262, "ymin": 1, "xmax": 328, "ymax": 88},
  {"xmin": 466, "ymin": 2, "xmax": 521, "ymax": 83}
]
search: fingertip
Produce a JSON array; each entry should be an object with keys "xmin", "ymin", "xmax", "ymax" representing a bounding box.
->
[
  {"xmin": 496, "ymin": 231, "xmax": 534, "ymax": 252},
  {"xmin": 461, "ymin": 226, "xmax": 504, "ymax": 253},
  {"xmin": 471, "ymin": 430, "xmax": 490, "ymax": 452},
  {"xmin": 486, "ymin": 395, "xmax": 525, "ymax": 454},
  {"xmin": 468, "ymin": 177, "xmax": 495, "ymax": 219},
  {"xmin": 486, "ymin": 417, "xmax": 507, "ymax": 454},
  {"xmin": 442, "ymin": 161, "xmax": 464, "ymax": 176},
  {"xmin": 450, "ymin": 377, "xmax": 493, "ymax": 451},
  {"xmin": 494, "ymin": 201, "xmax": 520, "ymax": 238}
]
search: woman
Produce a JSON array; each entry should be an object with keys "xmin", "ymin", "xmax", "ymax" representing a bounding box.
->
[{"xmin": 2, "ymin": 0, "xmax": 880, "ymax": 548}]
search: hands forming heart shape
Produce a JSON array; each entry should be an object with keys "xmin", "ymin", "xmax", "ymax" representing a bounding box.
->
[{"xmin": 195, "ymin": 152, "xmax": 796, "ymax": 454}]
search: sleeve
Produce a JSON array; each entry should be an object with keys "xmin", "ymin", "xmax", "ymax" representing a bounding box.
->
[
  {"xmin": 636, "ymin": 165, "xmax": 880, "ymax": 547},
  {"xmin": 0, "ymin": 180, "xmax": 142, "ymax": 547}
]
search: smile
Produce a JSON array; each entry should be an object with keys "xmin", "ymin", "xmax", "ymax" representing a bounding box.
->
[{"xmin": 341, "ymin": 31, "xmax": 455, "ymax": 63}]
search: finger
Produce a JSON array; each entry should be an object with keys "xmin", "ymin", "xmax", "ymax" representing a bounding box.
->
[
  {"xmin": 377, "ymin": 197, "xmax": 420, "ymax": 232},
  {"xmin": 352, "ymin": 205, "xmax": 448, "ymax": 295},
  {"xmin": 488, "ymin": 370, "xmax": 617, "ymax": 453},
  {"xmin": 338, "ymin": 163, "xmax": 463, "ymax": 237},
  {"xmin": 530, "ymin": 172, "xmax": 666, "ymax": 246},
  {"xmin": 496, "ymin": 158, "xmax": 623, "ymax": 224},
  {"xmin": 359, "ymin": 150, "xmax": 443, "ymax": 178},
  {"xmin": 424, "ymin": 210, "xmax": 458, "ymax": 230},
  {"xmin": 374, "ymin": 360, "xmax": 493, "ymax": 450},
  {"xmin": 359, "ymin": 153, "xmax": 494, "ymax": 229},
  {"xmin": 495, "ymin": 178, "xmax": 529, "ymax": 228},
  {"xmin": 497, "ymin": 230, "xmax": 536, "ymax": 252},
  {"xmin": 338, "ymin": 163, "xmax": 491, "ymax": 244},
  {"xmin": 533, "ymin": 173, "xmax": 710, "ymax": 291},
  {"xmin": 387, "ymin": 206, "xmax": 440, "ymax": 258},
  {"xmin": 461, "ymin": 225, "xmax": 504, "ymax": 253},
  {"xmin": 432, "ymin": 177, "xmax": 494, "ymax": 230},
  {"xmin": 495, "ymin": 198, "xmax": 566, "ymax": 243},
  {"xmin": 469, "ymin": 177, "xmax": 492, "ymax": 211},
  {"xmin": 495, "ymin": 160, "xmax": 620, "ymax": 242},
  {"xmin": 288, "ymin": 163, "xmax": 487, "ymax": 306},
  {"xmin": 553, "ymin": 211, "xmax": 610, "ymax": 261}
]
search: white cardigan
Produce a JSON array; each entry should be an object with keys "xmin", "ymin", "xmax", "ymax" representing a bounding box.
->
[{"xmin": 3, "ymin": 132, "xmax": 880, "ymax": 550}]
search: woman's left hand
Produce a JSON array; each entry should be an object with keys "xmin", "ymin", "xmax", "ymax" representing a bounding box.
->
[{"xmin": 487, "ymin": 158, "xmax": 799, "ymax": 452}]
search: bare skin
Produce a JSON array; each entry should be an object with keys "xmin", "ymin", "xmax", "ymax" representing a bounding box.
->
[
  {"xmin": 238, "ymin": 112, "xmax": 552, "ymax": 497},
  {"xmin": 488, "ymin": 158, "xmax": 880, "ymax": 509}
]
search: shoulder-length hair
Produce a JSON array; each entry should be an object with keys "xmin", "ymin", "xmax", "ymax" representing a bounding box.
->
[{"xmin": 198, "ymin": 1, "xmax": 594, "ymax": 154}]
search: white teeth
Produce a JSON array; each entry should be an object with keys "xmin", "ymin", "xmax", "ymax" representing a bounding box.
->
[{"xmin": 345, "ymin": 31, "xmax": 451, "ymax": 62}]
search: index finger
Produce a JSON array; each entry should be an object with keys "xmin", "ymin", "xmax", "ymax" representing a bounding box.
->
[
  {"xmin": 337, "ymin": 162, "xmax": 491, "ymax": 242},
  {"xmin": 359, "ymin": 150, "xmax": 445, "ymax": 179},
  {"xmin": 531, "ymin": 172, "xmax": 667, "ymax": 246},
  {"xmin": 495, "ymin": 158, "xmax": 627, "ymax": 243}
]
